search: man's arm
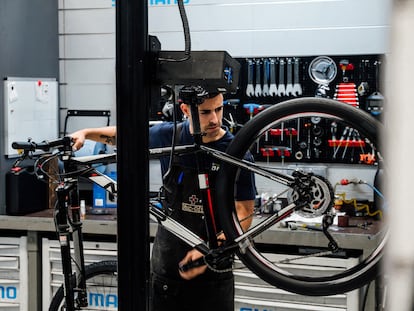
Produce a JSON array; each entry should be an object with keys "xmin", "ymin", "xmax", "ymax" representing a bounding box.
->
[
  {"xmin": 70, "ymin": 126, "xmax": 117, "ymax": 150},
  {"xmin": 235, "ymin": 199, "xmax": 255, "ymax": 231}
]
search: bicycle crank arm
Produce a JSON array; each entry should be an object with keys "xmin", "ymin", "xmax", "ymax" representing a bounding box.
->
[
  {"xmin": 179, "ymin": 257, "xmax": 205, "ymax": 272},
  {"xmin": 179, "ymin": 244, "xmax": 237, "ymax": 273}
]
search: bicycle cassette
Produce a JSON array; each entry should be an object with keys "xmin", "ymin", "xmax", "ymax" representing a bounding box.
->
[{"xmin": 287, "ymin": 173, "xmax": 334, "ymax": 218}]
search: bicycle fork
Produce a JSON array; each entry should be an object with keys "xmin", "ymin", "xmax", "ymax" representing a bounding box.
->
[{"xmin": 55, "ymin": 182, "xmax": 88, "ymax": 310}]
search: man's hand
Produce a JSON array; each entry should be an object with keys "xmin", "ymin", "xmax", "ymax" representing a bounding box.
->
[
  {"xmin": 70, "ymin": 130, "xmax": 87, "ymax": 151},
  {"xmin": 178, "ymin": 249, "xmax": 207, "ymax": 280},
  {"xmin": 69, "ymin": 126, "xmax": 117, "ymax": 151}
]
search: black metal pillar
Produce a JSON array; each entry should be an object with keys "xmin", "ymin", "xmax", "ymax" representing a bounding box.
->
[{"xmin": 116, "ymin": 0, "xmax": 150, "ymax": 310}]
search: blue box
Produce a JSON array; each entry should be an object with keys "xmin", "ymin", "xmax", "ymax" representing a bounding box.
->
[{"xmin": 93, "ymin": 171, "xmax": 117, "ymax": 209}]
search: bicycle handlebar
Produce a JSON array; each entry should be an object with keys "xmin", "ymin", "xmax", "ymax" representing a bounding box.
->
[{"xmin": 12, "ymin": 136, "xmax": 73, "ymax": 152}]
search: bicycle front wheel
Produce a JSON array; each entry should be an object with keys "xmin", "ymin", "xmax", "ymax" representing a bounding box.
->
[
  {"xmin": 216, "ymin": 97, "xmax": 385, "ymax": 296},
  {"xmin": 49, "ymin": 260, "xmax": 118, "ymax": 311}
]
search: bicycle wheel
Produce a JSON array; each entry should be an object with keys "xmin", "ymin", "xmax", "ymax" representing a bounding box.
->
[
  {"xmin": 216, "ymin": 97, "xmax": 385, "ymax": 296},
  {"xmin": 49, "ymin": 260, "xmax": 118, "ymax": 311}
]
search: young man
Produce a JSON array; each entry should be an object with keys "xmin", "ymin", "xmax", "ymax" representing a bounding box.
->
[{"xmin": 70, "ymin": 86, "xmax": 256, "ymax": 310}]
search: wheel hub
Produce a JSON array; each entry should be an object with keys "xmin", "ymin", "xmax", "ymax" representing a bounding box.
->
[{"xmin": 287, "ymin": 172, "xmax": 334, "ymax": 217}]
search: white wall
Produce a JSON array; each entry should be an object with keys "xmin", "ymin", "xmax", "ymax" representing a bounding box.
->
[
  {"xmin": 58, "ymin": 0, "xmax": 392, "ymax": 134},
  {"xmin": 149, "ymin": 0, "xmax": 392, "ymax": 57},
  {"xmin": 58, "ymin": 0, "xmax": 116, "ymax": 134}
]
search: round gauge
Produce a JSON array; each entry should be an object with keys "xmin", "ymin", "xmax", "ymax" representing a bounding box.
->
[
  {"xmin": 308, "ymin": 56, "xmax": 337, "ymax": 85},
  {"xmin": 311, "ymin": 116, "xmax": 321, "ymax": 124}
]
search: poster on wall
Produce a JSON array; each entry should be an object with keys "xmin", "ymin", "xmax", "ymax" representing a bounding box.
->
[{"xmin": 3, "ymin": 77, "xmax": 58, "ymax": 157}]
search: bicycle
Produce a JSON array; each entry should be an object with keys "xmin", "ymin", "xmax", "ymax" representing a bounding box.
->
[
  {"xmin": 11, "ymin": 138, "xmax": 118, "ymax": 311},
  {"xmin": 12, "ymin": 95, "xmax": 384, "ymax": 309},
  {"xmin": 148, "ymin": 93, "xmax": 385, "ymax": 297}
]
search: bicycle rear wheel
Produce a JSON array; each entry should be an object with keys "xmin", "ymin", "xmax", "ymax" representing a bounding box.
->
[
  {"xmin": 49, "ymin": 260, "xmax": 118, "ymax": 311},
  {"xmin": 216, "ymin": 97, "xmax": 385, "ymax": 296}
]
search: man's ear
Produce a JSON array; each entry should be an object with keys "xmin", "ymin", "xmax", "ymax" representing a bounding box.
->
[{"xmin": 180, "ymin": 103, "xmax": 190, "ymax": 117}]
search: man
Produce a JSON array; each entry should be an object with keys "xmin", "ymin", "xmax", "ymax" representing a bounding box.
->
[{"xmin": 70, "ymin": 86, "xmax": 256, "ymax": 310}]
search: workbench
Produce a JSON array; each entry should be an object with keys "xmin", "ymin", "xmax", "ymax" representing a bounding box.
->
[{"xmin": 0, "ymin": 210, "xmax": 382, "ymax": 311}]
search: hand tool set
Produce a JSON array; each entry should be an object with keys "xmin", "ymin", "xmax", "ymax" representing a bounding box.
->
[{"xmin": 226, "ymin": 54, "xmax": 383, "ymax": 164}]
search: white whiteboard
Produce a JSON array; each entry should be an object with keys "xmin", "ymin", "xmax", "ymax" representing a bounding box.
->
[{"xmin": 3, "ymin": 77, "xmax": 58, "ymax": 157}]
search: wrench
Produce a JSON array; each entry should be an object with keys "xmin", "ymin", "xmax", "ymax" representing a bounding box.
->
[
  {"xmin": 292, "ymin": 57, "xmax": 303, "ymax": 96},
  {"xmin": 254, "ymin": 59, "xmax": 262, "ymax": 97},
  {"xmin": 262, "ymin": 58, "xmax": 270, "ymax": 97},
  {"xmin": 245, "ymin": 59, "xmax": 254, "ymax": 97},
  {"xmin": 341, "ymin": 128, "xmax": 354, "ymax": 160},
  {"xmin": 285, "ymin": 58, "xmax": 294, "ymax": 96},
  {"xmin": 269, "ymin": 58, "xmax": 278, "ymax": 96},
  {"xmin": 277, "ymin": 58, "xmax": 286, "ymax": 97},
  {"xmin": 353, "ymin": 129, "xmax": 365, "ymax": 154},
  {"xmin": 333, "ymin": 126, "xmax": 349, "ymax": 159}
]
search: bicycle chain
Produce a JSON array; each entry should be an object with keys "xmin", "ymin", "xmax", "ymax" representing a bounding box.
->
[
  {"xmin": 278, "ymin": 250, "xmax": 334, "ymax": 264},
  {"xmin": 204, "ymin": 256, "xmax": 234, "ymax": 273}
]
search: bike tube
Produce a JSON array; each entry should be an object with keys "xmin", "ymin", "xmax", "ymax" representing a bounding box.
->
[{"xmin": 216, "ymin": 97, "xmax": 385, "ymax": 296}]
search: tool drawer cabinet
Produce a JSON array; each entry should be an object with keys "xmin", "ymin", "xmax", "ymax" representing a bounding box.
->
[
  {"xmin": 0, "ymin": 237, "xmax": 28, "ymax": 311},
  {"xmin": 234, "ymin": 254, "xmax": 360, "ymax": 311}
]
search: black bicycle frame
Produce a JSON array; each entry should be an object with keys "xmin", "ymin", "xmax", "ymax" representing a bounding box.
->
[{"xmin": 148, "ymin": 90, "xmax": 299, "ymax": 256}]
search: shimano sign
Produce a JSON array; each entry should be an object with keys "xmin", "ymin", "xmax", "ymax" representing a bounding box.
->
[
  {"xmin": 89, "ymin": 292, "xmax": 118, "ymax": 308},
  {"xmin": 0, "ymin": 285, "xmax": 17, "ymax": 300}
]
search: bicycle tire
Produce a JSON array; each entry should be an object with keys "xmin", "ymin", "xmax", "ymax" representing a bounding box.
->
[
  {"xmin": 216, "ymin": 97, "xmax": 385, "ymax": 296},
  {"xmin": 49, "ymin": 260, "xmax": 118, "ymax": 311}
]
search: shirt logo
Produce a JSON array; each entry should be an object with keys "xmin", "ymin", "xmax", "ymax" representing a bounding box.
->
[
  {"xmin": 189, "ymin": 194, "xmax": 199, "ymax": 205},
  {"xmin": 182, "ymin": 194, "xmax": 203, "ymax": 214},
  {"xmin": 211, "ymin": 162, "xmax": 220, "ymax": 171}
]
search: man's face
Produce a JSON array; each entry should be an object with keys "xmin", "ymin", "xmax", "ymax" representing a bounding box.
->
[{"xmin": 183, "ymin": 93, "xmax": 224, "ymax": 142}]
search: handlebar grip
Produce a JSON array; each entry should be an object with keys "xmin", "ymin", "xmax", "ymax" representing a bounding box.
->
[
  {"xmin": 11, "ymin": 141, "xmax": 37, "ymax": 151},
  {"xmin": 12, "ymin": 136, "xmax": 73, "ymax": 152}
]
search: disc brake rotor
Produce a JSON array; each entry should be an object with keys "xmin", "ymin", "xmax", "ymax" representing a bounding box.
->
[{"xmin": 287, "ymin": 174, "xmax": 334, "ymax": 218}]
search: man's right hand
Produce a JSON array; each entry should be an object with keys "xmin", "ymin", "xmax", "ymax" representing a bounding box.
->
[
  {"xmin": 178, "ymin": 249, "xmax": 207, "ymax": 280},
  {"xmin": 70, "ymin": 129, "xmax": 87, "ymax": 151}
]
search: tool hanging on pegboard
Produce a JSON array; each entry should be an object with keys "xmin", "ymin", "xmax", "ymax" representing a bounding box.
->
[
  {"xmin": 333, "ymin": 59, "xmax": 359, "ymax": 107},
  {"xmin": 366, "ymin": 60, "xmax": 384, "ymax": 117},
  {"xmin": 269, "ymin": 58, "xmax": 278, "ymax": 97},
  {"xmin": 220, "ymin": 54, "xmax": 384, "ymax": 164},
  {"xmin": 292, "ymin": 57, "xmax": 303, "ymax": 96}
]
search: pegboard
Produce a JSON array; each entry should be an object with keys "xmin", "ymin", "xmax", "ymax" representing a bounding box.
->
[
  {"xmin": 216, "ymin": 54, "xmax": 384, "ymax": 165},
  {"xmin": 150, "ymin": 54, "xmax": 383, "ymax": 165},
  {"xmin": 233, "ymin": 54, "xmax": 384, "ymax": 121}
]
